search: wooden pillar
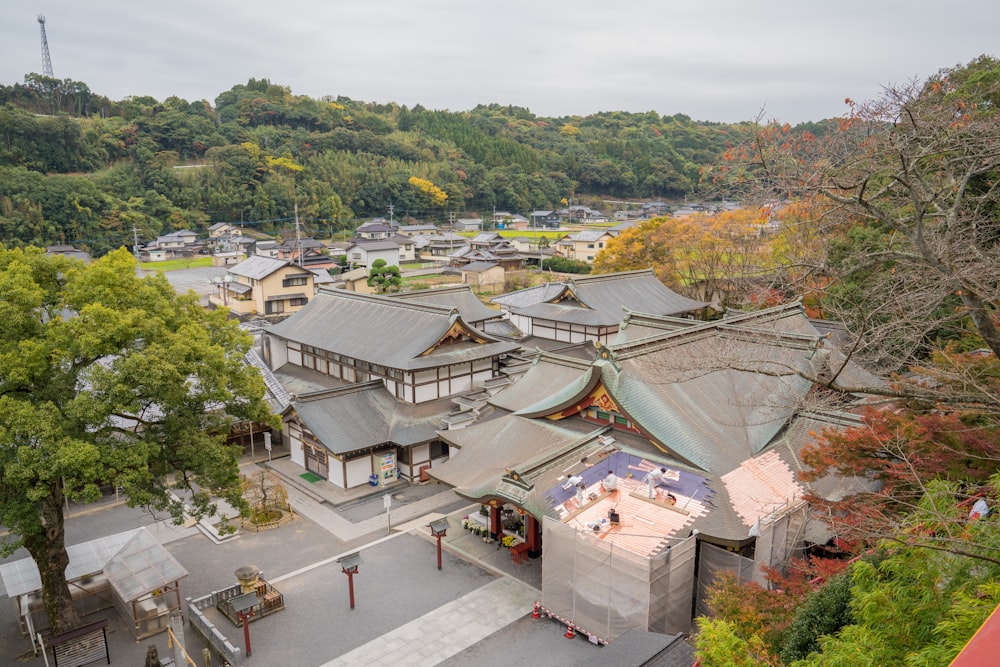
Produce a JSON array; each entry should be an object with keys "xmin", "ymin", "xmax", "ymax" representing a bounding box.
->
[
  {"xmin": 490, "ymin": 505, "xmax": 502, "ymax": 541},
  {"xmin": 526, "ymin": 515, "xmax": 541, "ymax": 558}
]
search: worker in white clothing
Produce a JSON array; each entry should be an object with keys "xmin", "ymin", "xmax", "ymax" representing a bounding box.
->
[
  {"xmin": 646, "ymin": 467, "xmax": 667, "ymax": 499},
  {"xmin": 603, "ymin": 470, "xmax": 618, "ymax": 492}
]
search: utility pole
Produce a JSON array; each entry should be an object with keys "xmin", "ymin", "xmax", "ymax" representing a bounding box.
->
[
  {"xmin": 37, "ymin": 16, "xmax": 54, "ymax": 78},
  {"xmin": 132, "ymin": 221, "xmax": 142, "ymax": 276},
  {"xmin": 388, "ymin": 203, "xmax": 395, "ymax": 224},
  {"xmin": 294, "ymin": 202, "xmax": 303, "ymax": 268}
]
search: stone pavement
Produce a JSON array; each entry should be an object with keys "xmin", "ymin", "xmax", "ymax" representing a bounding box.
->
[
  {"xmin": 0, "ymin": 455, "xmax": 583, "ymax": 667},
  {"xmin": 259, "ymin": 457, "xmax": 468, "ymax": 543},
  {"xmin": 319, "ymin": 578, "xmax": 536, "ymax": 667}
]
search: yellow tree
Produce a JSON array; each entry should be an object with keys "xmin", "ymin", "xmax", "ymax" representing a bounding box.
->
[
  {"xmin": 408, "ymin": 176, "xmax": 448, "ymax": 207},
  {"xmin": 680, "ymin": 208, "xmax": 773, "ymax": 306},
  {"xmin": 593, "ymin": 216, "xmax": 698, "ymax": 289}
]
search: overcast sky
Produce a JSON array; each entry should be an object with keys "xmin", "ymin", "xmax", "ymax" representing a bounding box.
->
[{"xmin": 3, "ymin": 2, "xmax": 999, "ymax": 124}]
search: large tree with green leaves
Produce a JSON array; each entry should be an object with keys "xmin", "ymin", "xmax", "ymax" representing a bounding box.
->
[{"xmin": 0, "ymin": 246, "xmax": 271, "ymax": 634}]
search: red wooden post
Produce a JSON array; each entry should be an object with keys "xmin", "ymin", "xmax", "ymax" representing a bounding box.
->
[
  {"xmin": 436, "ymin": 534, "xmax": 443, "ymax": 570},
  {"xmin": 347, "ymin": 570, "xmax": 356, "ymax": 609},
  {"xmin": 240, "ymin": 611, "xmax": 252, "ymax": 656},
  {"xmin": 490, "ymin": 504, "xmax": 502, "ymax": 540},
  {"xmin": 526, "ymin": 515, "xmax": 541, "ymax": 558}
]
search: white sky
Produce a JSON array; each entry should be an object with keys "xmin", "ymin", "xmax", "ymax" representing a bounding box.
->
[{"xmin": 3, "ymin": 1, "xmax": 999, "ymax": 124}]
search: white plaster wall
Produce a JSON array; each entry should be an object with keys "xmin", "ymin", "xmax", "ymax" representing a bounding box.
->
[
  {"xmin": 327, "ymin": 459, "xmax": 345, "ymax": 488},
  {"xmin": 289, "ymin": 432, "xmax": 304, "ymax": 467},
  {"xmin": 345, "ymin": 455, "xmax": 373, "ymax": 488}
]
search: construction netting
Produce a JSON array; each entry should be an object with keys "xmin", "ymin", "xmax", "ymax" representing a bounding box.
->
[
  {"xmin": 695, "ymin": 501, "xmax": 809, "ymax": 617},
  {"xmin": 541, "ymin": 516, "xmax": 697, "ymax": 643},
  {"xmin": 751, "ymin": 500, "xmax": 808, "ymax": 586},
  {"xmin": 695, "ymin": 543, "xmax": 755, "ymax": 618}
]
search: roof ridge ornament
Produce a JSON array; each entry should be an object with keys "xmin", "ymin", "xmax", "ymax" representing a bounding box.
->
[{"xmin": 594, "ymin": 341, "xmax": 616, "ymax": 363}]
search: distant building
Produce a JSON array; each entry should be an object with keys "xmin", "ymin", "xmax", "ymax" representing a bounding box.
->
[
  {"xmin": 454, "ymin": 218, "xmax": 485, "ymax": 232},
  {"xmin": 397, "ymin": 224, "xmax": 438, "ymax": 237},
  {"xmin": 345, "ymin": 240, "xmax": 401, "ymax": 269},
  {"xmin": 529, "ymin": 211, "xmax": 561, "ymax": 229},
  {"xmin": 460, "ymin": 261, "xmax": 505, "ymax": 291},
  {"xmin": 211, "ymin": 255, "xmax": 318, "ymax": 318},
  {"xmin": 142, "ymin": 230, "xmax": 201, "ymax": 262},
  {"xmin": 45, "ymin": 245, "xmax": 91, "ymax": 263},
  {"xmin": 491, "ymin": 269, "xmax": 708, "ymax": 345},
  {"xmin": 554, "ymin": 230, "xmax": 616, "ymax": 264},
  {"xmin": 449, "ymin": 233, "xmax": 525, "ymax": 271}
]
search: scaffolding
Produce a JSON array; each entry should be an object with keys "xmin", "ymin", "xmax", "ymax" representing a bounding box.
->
[{"xmin": 540, "ymin": 517, "xmax": 697, "ymax": 643}]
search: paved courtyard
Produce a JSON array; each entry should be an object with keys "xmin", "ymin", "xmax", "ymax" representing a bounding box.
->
[{"xmin": 0, "ymin": 458, "xmax": 604, "ymax": 666}]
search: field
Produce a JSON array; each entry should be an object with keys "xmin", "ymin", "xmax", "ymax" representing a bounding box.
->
[{"xmin": 139, "ymin": 256, "xmax": 214, "ymax": 272}]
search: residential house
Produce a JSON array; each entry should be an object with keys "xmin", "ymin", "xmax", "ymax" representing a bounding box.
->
[
  {"xmin": 333, "ymin": 267, "xmax": 375, "ymax": 294},
  {"xmin": 642, "ymin": 201, "xmax": 669, "ymax": 218},
  {"xmin": 345, "ymin": 240, "xmax": 402, "ymax": 269},
  {"xmin": 558, "ymin": 205, "xmax": 606, "ymax": 223},
  {"xmin": 143, "ymin": 230, "xmax": 201, "ymax": 262},
  {"xmin": 254, "ymin": 240, "xmax": 280, "ymax": 258},
  {"xmin": 455, "ymin": 218, "xmax": 485, "ymax": 232},
  {"xmin": 276, "ymin": 238, "xmax": 338, "ymax": 270},
  {"xmin": 45, "ymin": 245, "xmax": 91, "ymax": 263},
  {"xmin": 529, "ymin": 211, "xmax": 562, "ymax": 229},
  {"xmin": 354, "ymin": 220, "xmax": 396, "ymax": 240},
  {"xmin": 393, "ymin": 235, "xmax": 417, "ymax": 263},
  {"xmin": 261, "ymin": 288, "xmax": 520, "ymax": 487},
  {"xmin": 210, "ymin": 255, "xmax": 316, "ymax": 318},
  {"xmin": 422, "ymin": 232, "xmax": 468, "ymax": 260},
  {"xmin": 554, "ymin": 230, "xmax": 616, "ymax": 264},
  {"xmin": 449, "ymin": 233, "xmax": 525, "ymax": 271},
  {"xmin": 460, "ymin": 262, "xmax": 505, "ymax": 292},
  {"xmin": 607, "ymin": 220, "xmax": 639, "ymax": 235},
  {"xmin": 397, "ymin": 224, "xmax": 438, "ymax": 237},
  {"xmin": 491, "ymin": 269, "xmax": 708, "ymax": 345},
  {"xmin": 207, "ymin": 222, "xmax": 237, "ymax": 240},
  {"xmin": 431, "ymin": 301, "xmax": 878, "ymax": 641}
]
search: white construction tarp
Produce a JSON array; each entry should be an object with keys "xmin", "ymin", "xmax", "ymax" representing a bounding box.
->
[{"xmin": 542, "ymin": 517, "xmax": 697, "ymax": 641}]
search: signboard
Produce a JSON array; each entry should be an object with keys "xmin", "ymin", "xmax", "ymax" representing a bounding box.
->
[{"xmin": 497, "ymin": 469, "xmax": 533, "ymax": 503}]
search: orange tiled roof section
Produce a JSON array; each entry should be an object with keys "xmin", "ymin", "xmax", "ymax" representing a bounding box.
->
[
  {"xmin": 559, "ymin": 476, "xmax": 708, "ymax": 557},
  {"xmin": 720, "ymin": 450, "xmax": 804, "ymax": 527}
]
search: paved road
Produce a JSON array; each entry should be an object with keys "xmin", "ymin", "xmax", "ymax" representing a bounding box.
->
[{"xmin": 149, "ymin": 266, "xmax": 230, "ymax": 305}]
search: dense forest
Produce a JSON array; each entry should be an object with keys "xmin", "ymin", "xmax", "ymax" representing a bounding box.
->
[{"xmin": 0, "ymin": 73, "xmax": 830, "ymax": 256}]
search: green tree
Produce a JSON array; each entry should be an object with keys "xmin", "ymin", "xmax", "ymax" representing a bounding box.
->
[
  {"xmin": 0, "ymin": 247, "xmax": 272, "ymax": 633},
  {"xmin": 367, "ymin": 258, "xmax": 402, "ymax": 293}
]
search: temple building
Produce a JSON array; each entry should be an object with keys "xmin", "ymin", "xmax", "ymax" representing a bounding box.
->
[
  {"xmin": 430, "ymin": 300, "xmax": 877, "ymax": 641},
  {"xmin": 490, "ymin": 269, "xmax": 708, "ymax": 345},
  {"xmin": 254, "ymin": 269, "xmax": 876, "ymax": 642},
  {"xmin": 261, "ymin": 286, "xmax": 519, "ymax": 487}
]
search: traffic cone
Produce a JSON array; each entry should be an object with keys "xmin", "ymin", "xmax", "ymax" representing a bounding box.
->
[
  {"xmin": 565, "ymin": 622, "xmax": 575, "ymax": 639},
  {"xmin": 531, "ymin": 602, "xmax": 541, "ymax": 619}
]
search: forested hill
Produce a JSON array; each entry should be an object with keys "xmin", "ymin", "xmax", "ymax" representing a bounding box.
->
[{"xmin": 0, "ymin": 75, "xmax": 830, "ymax": 255}]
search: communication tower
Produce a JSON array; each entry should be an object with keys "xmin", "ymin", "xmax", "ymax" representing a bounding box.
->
[{"xmin": 37, "ymin": 15, "xmax": 54, "ymax": 77}]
